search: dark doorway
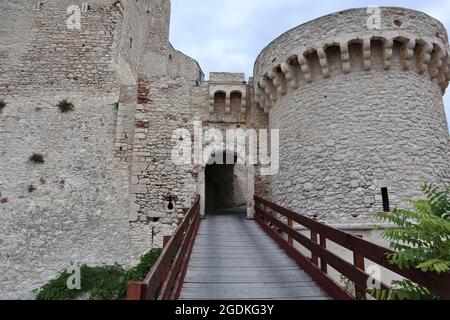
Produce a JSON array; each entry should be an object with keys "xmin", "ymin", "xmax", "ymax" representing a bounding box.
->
[{"xmin": 205, "ymin": 158, "xmax": 247, "ymax": 214}]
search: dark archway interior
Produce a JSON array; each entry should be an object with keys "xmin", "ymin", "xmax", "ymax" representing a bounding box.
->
[{"xmin": 205, "ymin": 161, "xmax": 247, "ymax": 214}]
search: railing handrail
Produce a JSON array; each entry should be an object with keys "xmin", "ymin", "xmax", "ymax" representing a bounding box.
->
[
  {"xmin": 254, "ymin": 196, "xmax": 450, "ymax": 300},
  {"xmin": 127, "ymin": 195, "xmax": 201, "ymax": 300}
]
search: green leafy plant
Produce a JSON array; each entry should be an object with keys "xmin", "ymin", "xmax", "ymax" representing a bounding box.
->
[
  {"xmin": 34, "ymin": 248, "xmax": 162, "ymax": 300},
  {"xmin": 0, "ymin": 99, "xmax": 6, "ymax": 111},
  {"xmin": 29, "ymin": 153, "xmax": 45, "ymax": 164},
  {"xmin": 369, "ymin": 280, "xmax": 439, "ymax": 300},
  {"xmin": 369, "ymin": 184, "xmax": 449, "ymax": 300},
  {"xmin": 339, "ymin": 275, "xmax": 355, "ymax": 296},
  {"xmin": 58, "ymin": 99, "xmax": 74, "ymax": 113},
  {"xmin": 112, "ymin": 102, "xmax": 119, "ymax": 110}
]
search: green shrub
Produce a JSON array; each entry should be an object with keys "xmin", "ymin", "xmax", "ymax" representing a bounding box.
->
[
  {"xmin": 35, "ymin": 264, "xmax": 127, "ymax": 300},
  {"xmin": 0, "ymin": 100, "xmax": 6, "ymax": 111},
  {"xmin": 34, "ymin": 248, "xmax": 162, "ymax": 300},
  {"xmin": 58, "ymin": 99, "xmax": 74, "ymax": 113},
  {"xmin": 369, "ymin": 184, "xmax": 449, "ymax": 300}
]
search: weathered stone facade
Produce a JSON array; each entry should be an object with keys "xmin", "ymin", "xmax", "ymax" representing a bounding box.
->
[
  {"xmin": 0, "ymin": 2, "xmax": 449, "ymax": 299},
  {"xmin": 254, "ymin": 8, "xmax": 450, "ymax": 223}
]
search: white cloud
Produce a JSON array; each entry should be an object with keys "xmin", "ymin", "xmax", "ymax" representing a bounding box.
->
[{"xmin": 170, "ymin": 0, "xmax": 450, "ymax": 130}]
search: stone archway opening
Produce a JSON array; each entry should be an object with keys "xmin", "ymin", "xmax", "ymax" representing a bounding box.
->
[
  {"xmin": 199, "ymin": 151, "xmax": 255, "ymax": 220},
  {"xmin": 205, "ymin": 162, "xmax": 247, "ymax": 214}
]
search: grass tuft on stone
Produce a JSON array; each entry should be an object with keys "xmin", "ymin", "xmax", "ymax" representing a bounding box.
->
[
  {"xmin": 0, "ymin": 99, "xmax": 6, "ymax": 111},
  {"xmin": 58, "ymin": 99, "xmax": 74, "ymax": 113},
  {"xmin": 29, "ymin": 153, "xmax": 45, "ymax": 164},
  {"xmin": 34, "ymin": 248, "xmax": 162, "ymax": 300}
]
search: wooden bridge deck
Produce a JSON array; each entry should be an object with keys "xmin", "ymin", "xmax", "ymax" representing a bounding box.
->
[{"xmin": 179, "ymin": 209, "xmax": 330, "ymax": 300}]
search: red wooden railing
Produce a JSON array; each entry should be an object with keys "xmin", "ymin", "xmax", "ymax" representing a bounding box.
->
[
  {"xmin": 127, "ymin": 195, "xmax": 201, "ymax": 300},
  {"xmin": 254, "ymin": 196, "xmax": 450, "ymax": 300}
]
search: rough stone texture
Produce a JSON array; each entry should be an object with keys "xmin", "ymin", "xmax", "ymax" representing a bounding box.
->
[
  {"xmin": 0, "ymin": 0, "xmax": 197, "ymax": 299},
  {"xmin": 1, "ymin": 2, "xmax": 449, "ymax": 299},
  {"xmin": 253, "ymin": 7, "xmax": 450, "ymax": 223}
]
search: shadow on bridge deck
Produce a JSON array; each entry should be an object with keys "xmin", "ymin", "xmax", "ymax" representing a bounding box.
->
[{"xmin": 179, "ymin": 208, "xmax": 330, "ymax": 300}]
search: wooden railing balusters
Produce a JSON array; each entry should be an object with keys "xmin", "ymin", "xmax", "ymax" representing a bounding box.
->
[
  {"xmin": 353, "ymin": 235, "xmax": 366, "ymax": 300},
  {"xmin": 319, "ymin": 235, "xmax": 328, "ymax": 273},
  {"xmin": 288, "ymin": 218, "xmax": 294, "ymax": 246},
  {"xmin": 163, "ymin": 236, "xmax": 172, "ymax": 248},
  {"xmin": 311, "ymin": 231, "xmax": 319, "ymax": 266},
  {"xmin": 126, "ymin": 195, "xmax": 201, "ymax": 300},
  {"xmin": 253, "ymin": 196, "xmax": 450, "ymax": 300}
]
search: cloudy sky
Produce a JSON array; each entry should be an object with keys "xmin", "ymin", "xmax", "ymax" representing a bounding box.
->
[{"xmin": 170, "ymin": 0, "xmax": 450, "ymax": 128}]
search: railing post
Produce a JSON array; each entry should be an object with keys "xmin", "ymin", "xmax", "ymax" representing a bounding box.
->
[
  {"xmin": 288, "ymin": 218, "xmax": 294, "ymax": 246},
  {"xmin": 262, "ymin": 204, "xmax": 268, "ymax": 226},
  {"xmin": 311, "ymin": 231, "xmax": 319, "ymax": 266},
  {"xmin": 127, "ymin": 281, "xmax": 147, "ymax": 300},
  {"xmin": 320, "ymin": 235, "xmax": 328, "ymax": 273},
  {"xmin": 353, "ymin": 234, "xmax": 366, "ymax": 300},
  {"xmin": 163, "ymin": 236, "xmax": 172, "ymax": 248}
]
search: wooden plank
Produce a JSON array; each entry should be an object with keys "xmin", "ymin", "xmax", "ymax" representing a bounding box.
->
[
  {"xmin": 180, "ymin": 286, "xmax": 327, "ymax": 300},
  {"xmin": 182, "ymin": 281, "xmax": 317, "ymax": 289},
  {"xmin": 192, "ymin": 248, "xmax": 283, "ymax": 254},
  {"xmin": 181, "ymin": 286, "xmax": 327, "ymax": 300},
  {"xmin": 255, "ymin": 207, "xmax": 376, "ymax": 295},
  {"xmin": 190, "ymin": 252, "xmax": 289, "ymax": 259},
  {"xmin": 187, "ymin": 260, "xmax": 297, "ymax": 268},
  {"xmin": 254, "ymin": 214, "xmax": 354, "ymax": 300},
  {"xmin": 180, "ymin": 296, "xmax": 330, "ymax": 301},
  {"xmin": 126, "ymin": 282, "xmax": 146, "ymax": 301},
  {"xmin": 179, "ymin": 208, "xmax": 330, "ymax": 301}
]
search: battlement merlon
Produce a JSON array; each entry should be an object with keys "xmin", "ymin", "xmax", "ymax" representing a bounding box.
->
[{"xmin": 253, "ymin": 7, "xmax": 450, "ymax": 112}]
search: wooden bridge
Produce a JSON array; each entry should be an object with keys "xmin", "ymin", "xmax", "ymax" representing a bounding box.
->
[{"xmin": 127, "ymin": 196, "xmax": 450, "ymax": 300}]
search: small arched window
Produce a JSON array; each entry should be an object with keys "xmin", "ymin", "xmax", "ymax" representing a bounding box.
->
[
  {"xmin": 230, "ymin": 91, "xmax": 243, "ymax": 112},
  {"xmin": 213, "ymin": 91, "xmax": 226, "ymax": 110}
]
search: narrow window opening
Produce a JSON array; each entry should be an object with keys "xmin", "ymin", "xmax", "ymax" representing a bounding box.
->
[
  {"xmin": 381, "ymin": 188, "xmax": 390, "ymax": 212},
  {"xmin": 81, "ymin": 3, "xmax": 90, "ymax": 12},
  {"xmin": 33, "ymin": 2, "xmax": 42, "ymax": 11}
]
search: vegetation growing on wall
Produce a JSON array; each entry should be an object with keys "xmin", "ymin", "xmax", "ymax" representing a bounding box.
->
[
  {"xmin": 369, "ymin": 184, "xmax": 449, "ymax": 300},
  {"xmin": 0, "ymin": 99, "xmax": 6, "ymax": 111},
  {"xmin": 29, "ymin": 153, "xmax": 45, "ymax": 164},
  {"xmin": 34, "ymin": 249, "xmax": 162, "ymax": 300},
  {"xmin": 57, "ymin": 99, "xmax": 74, "ymax": 113},
  {"xmin": 27, "ymin": 184, "xmax": 37, "ymax": 193}
]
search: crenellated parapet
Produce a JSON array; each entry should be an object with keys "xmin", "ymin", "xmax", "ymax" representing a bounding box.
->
[{"xmin": 253, "ymin": 8, "xmax": 450, "ymax": 113}]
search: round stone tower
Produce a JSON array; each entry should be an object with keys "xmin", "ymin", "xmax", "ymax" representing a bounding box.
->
[{"xmin": 253, "ymin": 7, "xmax": 450, "ymax": 223}]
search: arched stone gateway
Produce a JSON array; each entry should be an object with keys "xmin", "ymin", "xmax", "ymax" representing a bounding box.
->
[
  {"xmin": 1, "ymin": 2, "xmax": 450, "ymax": 299},
  {"xmin": 198, "ymin": 149, "xmax": 255, "ymax": 220}
]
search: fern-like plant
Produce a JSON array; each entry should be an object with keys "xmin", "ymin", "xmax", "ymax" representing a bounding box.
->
[{"xmin": 370, "ymin": 184, "xmax": 450, "ymax": 300}]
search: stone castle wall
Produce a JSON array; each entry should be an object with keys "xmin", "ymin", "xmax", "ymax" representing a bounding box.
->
[
  {"xmin": 0, "ymin": 0, "xmax": 189, "ymax": 299},
  {"xmin": 254, "ymin": 7, "xmax": 450, "ymax": 223},
  {"xmin": 1, "ymin": 3, "xmax": 450, "ymax": 300}
]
